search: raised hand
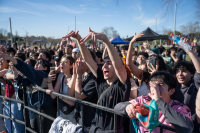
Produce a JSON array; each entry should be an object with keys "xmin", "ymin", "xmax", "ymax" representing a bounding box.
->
[
  {"xmin": 148, "ymin": 81, "xmax": 161, "ymax": 101},
  {"xmin": 147, "ymin": 63, "xmax": 158, "ymax": 75},
  {"xmin": 80, "ymin": 27, "xmax": 108, "ymax": 48},
  {"xmin": 130, "ymin": 32, "xmax": 144, "ymax": 43},
  {"xmin": 62, "ymin": 31, "xmax": 81, "ymax": 43},
  {"xmin": 76, "ymin": 61, "xmax": 87, "ymax": 76}
]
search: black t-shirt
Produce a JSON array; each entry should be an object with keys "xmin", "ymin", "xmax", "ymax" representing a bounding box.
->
[
  {"xmin": 172, "ymin": 73, "xmax": 200, "ymax": 132},
  {"xmin": 76, "ymin": 72, "xmax": 98, "ymax": 128},
  {"xmin": 92, "ymin": 68, "xmax": 131, "ymax": 131}
]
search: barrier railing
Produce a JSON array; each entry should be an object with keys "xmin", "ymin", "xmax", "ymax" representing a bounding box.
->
[{"xmin": 0, "ymin": 81, "xmax": 177, "ymax": 133}]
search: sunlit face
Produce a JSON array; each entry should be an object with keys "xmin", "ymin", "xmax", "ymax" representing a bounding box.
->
[
  {"xmin": 35, "ymin": 63, "xmax": 46, "ymax": 71},
  {"xmin": 176, "ymin": 69, "xmax": 193, "ymax": 86},
  {"xmin": 132, "ymin": 55, "xmax": 137, "ymax": 62},
  {"xmin": 121, "ymin": 50, "xmax": 127, "ymax": 57},
  {"xmin": 150, "ymin": 81, "xmax": 174, "ymax": 102},
  {"xmin": 164, "ymin": 50, "xmax": 169, "ymax": 56},
  {"xmin": 65, "ymin": 47, "xmax": 72, "ymax": 55},
  {"xmin": 0, "ymin": 58, "xmax": 9, "ymax": 70},
  {"xmin": 72, "ymin": 52, "xmax": 77, "ymax": 59},
  {"xmin": 60, "ymin": 57, "xmax": 73, "ymax": 73},
  {"xmin": 34, "ymin": 48, "xmax": 38, "ymax": 52},
  {"xmin": 137, "ymin": 55, "xmax": 147, "ymax": 65},
  {"xmin": 55, "ymin": 61, "xmax": 60, "ymax": 67},
  {"xmin": 143, "ymin": 43, "xmax": 150, "ymax": 50},
  {"xmin": 102, "ymin": 58, "xmax": 116, "ymax": 80},
  {"xmin": 76, "ymin": 57, "xmax": 88, "ymax": 70},
  {"xmin": 38, "ymin": 53, "xmax": 48, "ymax": 61}
]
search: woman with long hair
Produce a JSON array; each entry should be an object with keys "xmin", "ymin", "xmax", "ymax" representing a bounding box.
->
[{"xmin": 46, "ymin": 55, "xmax": 77, "ymax": 124}]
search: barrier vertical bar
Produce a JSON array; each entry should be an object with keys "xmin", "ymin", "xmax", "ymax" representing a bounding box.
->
[
  {"xmin": 8, "ymin": 81, "xmax": 13, "ymax": 133},
  {"xmin": 160, "ymin": 126, "xmax": 163, "ymax": 133},
  {"xmin": 114, "ymin": 113, "xmax": 116, "ymax": 133},
  {"xmin": 81, "ymin": 103, "xmax": 85, "ymax": 133},
  {"xmin": 23, "ymin": 86, "xmax": 27, "ymax": 133},
  {"xmin": 38, "ymin": 90, "xmax": 42, "ymax": 133},
  {"xmin": 57, "ymin": 96, "xmax": 60, "ymax": 116}
]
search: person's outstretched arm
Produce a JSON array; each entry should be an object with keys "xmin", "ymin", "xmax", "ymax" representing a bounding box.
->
[
  {"xmin": 126, "ymin": 33, "xmax": 144, "ymax": 80},
  {"xmin": 62, "ymin": 30, "xmax": 98, "ymax": 78},
  {"xmin": 0, "ymin": 53, "xmax": 48, "ymax": 87},
  {"xmin": 81, "ymin": 28, "xmax": 127, "ymax": 84}
]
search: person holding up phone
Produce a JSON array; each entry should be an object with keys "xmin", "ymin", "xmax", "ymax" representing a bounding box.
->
[{"xmin": 126, "ymin": 33, "xmax": 167, "ymax": 97}]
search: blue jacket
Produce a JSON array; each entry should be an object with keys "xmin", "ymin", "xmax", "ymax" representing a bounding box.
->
[{"xmin": 14, "ymin": 59, "xmax": 55, "ymax": 109}]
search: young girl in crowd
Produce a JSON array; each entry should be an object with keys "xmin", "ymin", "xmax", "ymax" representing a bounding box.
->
[{"xmin": 46, "ymin": 55, "xmax": 77, "ymax": 124}]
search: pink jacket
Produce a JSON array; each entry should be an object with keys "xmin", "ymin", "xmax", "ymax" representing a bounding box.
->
[{"xmin": 129, "ymin": 95, "xmax": 192, "ymax": 133}]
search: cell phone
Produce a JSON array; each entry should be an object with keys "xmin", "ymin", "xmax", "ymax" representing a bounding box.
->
[
  {"xmin": 50, "ymin": 67, "xmax": 55, "ymax": 74},
  {"xmin": 148, "ymin": 57, "xmax": 156, "ymax": 72}
]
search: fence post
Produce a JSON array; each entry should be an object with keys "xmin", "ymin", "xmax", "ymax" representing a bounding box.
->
[
  {"xmin": 114, "ymin": 113, "xmax": 116, "ymax": 133},
  {"xmin": 57, "ymin": 96, "xmax": 60, "ymax": 116},
  {"xmin": 8, "ymin": 80, "xmax": 13, "ymax": 133},
  {"xmin": 38, "ymin": 90, "xmax": 42, "ymax": 133},
  {"xmin": 23, "ymin": 86, "xmax": 27, "ymax": 133},
  {"xmin": 81, "ymin": 103, "xmax": 85, "ymax": 133}
]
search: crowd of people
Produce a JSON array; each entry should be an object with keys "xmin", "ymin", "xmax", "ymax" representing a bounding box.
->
[{"xmin": 0, "ymin": 28, "xmax": 199, "ymax": 133}]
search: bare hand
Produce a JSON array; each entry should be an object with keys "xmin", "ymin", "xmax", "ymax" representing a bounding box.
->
[
  {"xmin": 148, "ymin": 81, "xmax": 161, "ymax": 101},
  {"xmin": 48, "ymin": 71, "xmax": 56, "ymax": 82},
  {"xmin": 80, "ymin": 27, "xmax": 109, "ymax": 48},
  {"xmin": 147, "ymin": 63, "xmax": 158, "ymax": 75},
  {"xmin": 126, "ymin": 102, "xmax": 139, "ymax": 119},
  {"xmin": 130, "ymin": 32, "xmax": 144, "ymax": 43},
  {"xmin": 62, "ymin": 31, "xmax": 81, "ymax": 43},
  {"xmin": 46, "ymin": 89, "xmax": 53, "ymax": 94},
  {"xmin": 76, "ymin": 61, "xmax": 87, "ymax": 75}
]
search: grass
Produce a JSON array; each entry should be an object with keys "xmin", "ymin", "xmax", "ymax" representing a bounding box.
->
[{"xmin": 134, "ymin": 45, "xmax": 191, "ymax": 61}]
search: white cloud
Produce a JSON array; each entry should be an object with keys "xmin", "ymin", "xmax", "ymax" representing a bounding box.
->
[
  {"xmin": 141, "ymin": 18, "xmax": 164, "ymax": 27},
  {"xmin": 80, "ymin": 5, "xmax": 87, "ymax": 7},
  {"xmin": 0, "ymin": 7, "xmax": 45, "ymax": 16},
  {"xmin": 103, "ymin": 15, "xmax": 112, "ymax": 17}
]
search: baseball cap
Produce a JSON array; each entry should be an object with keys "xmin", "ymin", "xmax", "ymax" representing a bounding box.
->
[
  {"xmin": 66, "ymin": 44, "xmax": 73, "ymax": 49},
  {"xmin": 54, "ymin": 55, "xmax": 61, "ymax": 62},
  {"xmin": 72, "ymin": 48, "xmax": 80, "ymax": 53}
]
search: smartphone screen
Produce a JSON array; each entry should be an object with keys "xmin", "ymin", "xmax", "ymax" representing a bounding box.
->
[
  {"xmin": 148, "ymin": 57, "xmax": 156, "ymax": 72},
  {"xmin": 50, "ymin": 67, "xmax": 55, "ymax": 74}
]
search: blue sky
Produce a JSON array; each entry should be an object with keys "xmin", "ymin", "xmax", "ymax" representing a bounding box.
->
[{"xmin": 0, "ymin": 0, "xmax": 197, "ymax": 39}]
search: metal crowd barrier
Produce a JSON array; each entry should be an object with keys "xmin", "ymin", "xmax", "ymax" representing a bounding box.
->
[{"xmin": 0, "ymin": 81, "xmax": 177, "ymax": 133}]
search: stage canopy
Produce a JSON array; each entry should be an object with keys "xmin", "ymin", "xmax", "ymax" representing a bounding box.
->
[
  {"xmin": 126, "ymin": 27, "xmax": 168, "ymax": 41},
  {"xmin": 111, "ymin": 36, "xmax": 130, "ymax": 44}
]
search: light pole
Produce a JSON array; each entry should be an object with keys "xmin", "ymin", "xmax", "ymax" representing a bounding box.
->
[{"xmin": 22, "ymin": 28, "xmax": 28, "ymax": 45}]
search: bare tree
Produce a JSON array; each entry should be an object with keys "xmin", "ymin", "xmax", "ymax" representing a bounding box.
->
[
  {"xmin": 196, "ymin": 0, "xmax": 200, "ymax": 19},
  {"xmin": 180, "ymin": 21, "xmax": 200, "ymax": 35},
  {"xmin": 101, "ymin": 27, "xmax": 119, "ymax": 40},
  {"xmin": 160, "ymin": 0, "xmax": 200, "ymax": 20}
]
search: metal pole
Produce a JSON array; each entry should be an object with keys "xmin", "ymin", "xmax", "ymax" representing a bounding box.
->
[
  {"xmin": 156, "ymin": 18, "xmax": 157, "ymax": 33},
  {"xmin": 174, "ymin": 3, "xmax": 177, "ymax": 34},
  {"xmin": 9, "ymin": 17, "xmax": 13, "ymax": 45},
  {"xmin": 75, "ymin": 16, "xmax": 76, "ymax": 32},
  {"xmin": 155, "ymin": 18, "xmax": 157, "ymax": 45}
]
